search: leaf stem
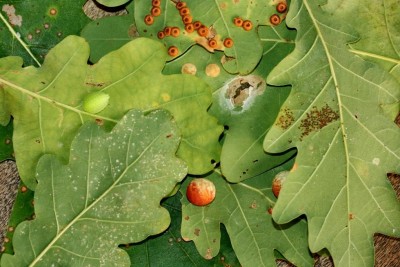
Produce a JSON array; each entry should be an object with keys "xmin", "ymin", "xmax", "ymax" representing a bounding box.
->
[{"xmin": 0, "ymin": 12, "xmax": 42, "ymax": 67}]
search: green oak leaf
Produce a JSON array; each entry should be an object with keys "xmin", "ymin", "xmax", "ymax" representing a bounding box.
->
[
  {"xmin": 0, "ymin": 35, "xmax": 222, "ymax": 189},
  {"xmin": 125, "ymin": 192, "xmax": 241, "ymax": 266},
  {"xmin": 263, "ymin": 0, "xmax": 400, "ymax": 266},
  {"xmin": 0, "ymin": 0, "xmax": 90, "ymax": 66},
  {"xmin": 0, "ymin": 120, "xmax": 14, "ymax": 161},
  {"xmin": 323, "ymin": 0, "xmax": 400, "ymax": 84},
  {"xmin": 180, "ymin": 163, "xmax": 313, "ymax": 267},
  {"xmin": 0, "ymin": 109, "xmax": 187, "ymax": 266},
  {"xmin": 135, "ymin": 0, "xmax": 289, "ymax": 74}
]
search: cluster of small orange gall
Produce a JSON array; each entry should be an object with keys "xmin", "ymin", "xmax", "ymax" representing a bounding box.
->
[
  {"xmin": 144, "ymin": 0, "xmax": 162, "ymax": 25},
  {"xmin": 233, "ymin": 17, "xmax": 253, "ymax": 31},
  {"xmin": 270, "ymin": 2, "xmax": 287, "ymax": 26},
  {"xmin": 145, "ymin": 0, "xmax": 237, "ymax": 57}
]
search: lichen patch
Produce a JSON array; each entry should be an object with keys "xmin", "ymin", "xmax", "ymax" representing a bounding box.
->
[{"xmin": 2, "ymin": 4, "xmax": 23, "ymax": 27}]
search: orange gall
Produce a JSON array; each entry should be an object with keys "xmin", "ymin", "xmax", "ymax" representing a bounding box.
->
[{"xmin": 186, "ymin": 178, "xmax": 216, "ymax": 206}]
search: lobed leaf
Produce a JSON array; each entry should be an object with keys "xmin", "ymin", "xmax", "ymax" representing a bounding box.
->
[
  {"xmin": 263, "ymin": 0, "xmax": 400, "ymax": 266},
  {"xmin": 180, "ymin": 164, "xmax": 313, "ymax": 267},
  {"xmin": 0, "ymin": 36, "xmax": 222, "ymax": 189},
  {"xmin": 1, "ymin": 109, "xmax": 187, "ymax": 266}
]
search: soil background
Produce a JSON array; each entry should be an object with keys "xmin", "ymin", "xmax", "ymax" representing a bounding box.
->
[{"xmin": 0, "ymin": 1, "xmax": 399, "ymax": 266}]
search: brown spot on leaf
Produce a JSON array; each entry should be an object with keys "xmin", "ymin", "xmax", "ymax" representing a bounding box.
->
[
  {"xmin": 128, "ymin": 24, "xmax": 139, "ymax": 37},
  {"xmin": 267, "ymin": 207, "xmax": 273, "ymax": 214},
  {"xmin": 349, "ymin": 213, "xmax": 354, "ymax": 220},
  {"xmin": 299, "ymin": 104, "xmax": 339, "ymax": 140},
  {"xmin": 250, "ymin": 201, "xmax": 257, "ymax": 209},
  {"xmin": 49, "ymin": 8, "xmax": 57, "ymax": 16},
  {"xmin": 205, "ymin": 248, "xmax": 212, "ymax": 259},
  {"xmin": 276, "ymin": 108, "xmax": 294, "ymax": 129},
  {"xmin": 194, "ymin": 228, "xmax": 200, "ymax": 236},
  {"xmin": 2, "ymin": 4, "xmax": 22, "ymax": 26},
  {"xmin": 95, "ymin": 118, "xmax": 104, "ymax": 126},
  {"xmin": 5, "ymin": 139, "xmax": 11, "ymax": 145},
  {"xmin": 184, "ymin": 215, "xmax": 190, "ymax": 220},
  {"xmin": 221, "ymin": 55, "xmax": 235, "ymax": 64},
  {"xmin": 8, "ymin": 226, "xmax": 14, "ymax": 232}
]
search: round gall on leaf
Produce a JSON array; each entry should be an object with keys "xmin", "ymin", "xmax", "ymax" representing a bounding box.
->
[
  {"xmin": 186, "ymin": 178, "xmax": 216, "ymax": 206},
  {"xmin": 144, "ymin": 15, "xmax": 154, "ymax": 25},
  {"xmin": 270, "ymin": 14, "xmax": 281, "ymax": 26},
  {"xmin": 272, "ymin": 171, "xmax": 289, "ymax": 198},
  {"xmin": 82, "ymin": 92, "xmax": 110, "ymax": 114},
  {"xmin": 276, "ymin": 2, "xmax": 287, "ymax": 13}
]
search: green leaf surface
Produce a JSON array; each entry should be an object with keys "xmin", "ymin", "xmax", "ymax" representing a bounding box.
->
[
  {"xmin": 0, "ymin": 0, "xmax": 90, "ymax": 66},
  {"xmin": 323, "ymin": 0, "xmax": 400, "ymax": 83},
  {"xmin": 81, "ymin": 14, "xmax": 136, "ymax": 63},
  {"xmin": 1, "ymin": 109, "xmax": 187, "ymax": 266},
  {"xmin": 263, "ymin": 0, "xmax": 400, "ymax": 266},
  {"xmin": 0, "ymin": 120, "xmax": 13, "ymax": 161},
  {"xmin": 0, "ymin": 35, "xmax": 222, "ymax": 189},
  {"xmin": 135, "ymin": 0, "xmax": 289, "ymax": 74},
  {"xmin": 180, "ymin": 164, "xmax": 313, "ymax": 267},
  {"xmin": 1, "ymin": 182, "xmax": 34, "ymax": 255},
  {"xmin": 125, "ymin": 192, "xmax": 241, "ymax": 266}
]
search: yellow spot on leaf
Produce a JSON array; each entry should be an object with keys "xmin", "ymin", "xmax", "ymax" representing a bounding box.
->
[{"xmin": 161, "ymin": 93, "xmax": 171, "ymax": 102}]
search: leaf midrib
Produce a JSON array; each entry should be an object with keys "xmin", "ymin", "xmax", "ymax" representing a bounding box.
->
[{"xmin": 303, "ymin": 1, "xmax": 353, "ymax": 265}]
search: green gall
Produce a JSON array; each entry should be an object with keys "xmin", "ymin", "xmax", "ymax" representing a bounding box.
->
[{"xmin": 82, "ymin": 92, "xmax": 110, "ymax": 114}]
